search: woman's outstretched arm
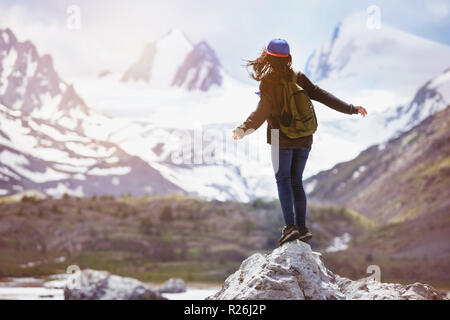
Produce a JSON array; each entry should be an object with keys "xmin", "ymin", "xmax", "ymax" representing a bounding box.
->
[
  {"xmin": 233, "ymin": 86, "xmax": 272, "ymax": 140},
  {"xmin": 298, "ymin": 72, "xmax": 366, "ymax": 116}
]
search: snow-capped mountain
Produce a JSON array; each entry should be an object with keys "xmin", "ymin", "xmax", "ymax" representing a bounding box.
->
[
  {"xmin": 0, "ymin": 28, "xmax": 183, "ymax": 197},
  {"xmin": 0, "ymin": 103, "xmax": 181, "ymax": 197},
  {"xmin": 121, "ymin": 29, "xmax": 222, "ymax": 91},
  {"xmin": 1, "ymin": 22, "xmax": 448, "ymax": 201},
  {"xmin": 385, "ymin": 67, "xmax": 450, "ymax": 130},
  {"xmin": 0, "ymin": 28, "xmax": 270, "ymax": 201},
  {"xmin": 0, "ymin": 28, "xmax": 87, "ymax": 119},
  {"xmin": 304, "ymin": 13, "xmax": 450, "ymax": 115},
  {"xmin": 296, "ymin": 13, "xmax": 450, "ymax": 176},
  {"xmin": 172, "ymin": 40, "xmax": 222, "ymax": 91},
  {"xmin": 320, "ymin": 67, "xmax": 450, "ymax": 147},
  {"xmin": 63, "ymin": 21, "xmax": 450, "ymax": 200}
]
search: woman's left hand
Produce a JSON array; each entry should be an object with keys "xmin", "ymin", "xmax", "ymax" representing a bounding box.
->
[
  {"xmin": 232, "ymin": 128, "xmax": 245, "ymax": 140},
  {"xmin": 357, "ymin": 106, "xmax": 368, "ymax": 117}
]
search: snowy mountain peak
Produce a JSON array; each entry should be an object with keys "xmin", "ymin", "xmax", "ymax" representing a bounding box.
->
[
  {"xmin": 0, "ymin": 28, "xmax": 182, "ymax": 198},
  {"xmin": 162, "ymin": 27, "xmax": 193, "ymax": 46},
  {"xmin": 304, "ymin": 22, "xmax": 341, "ymax": 82},
  {"xmin": 194, "ymin": 41, "xmax": 220, "ymax": 64},
  {"xmin": 0, "ymin": 28, "xmax": 18, "ymax": 48},
  {"xmin": 385, "ymin": 66, "xmax": 450, "ymax": 129},
  {"xmin": 172, "ymin": 40, "xmax": 222, "ymax": 91},
  {"xmin": 0, "ymin": 28, "xmax": 89, "ymax": 121},
  {"xmin": 121, "ymin": 29, "xmax": 223, "ymax": 91},
  {"xmin": 304, "ymin": 12, "xmax": 450, "ymax": 103},
  {"xmin": 320, "ymin": 66, "xmax": 450, "ymax": 157}
]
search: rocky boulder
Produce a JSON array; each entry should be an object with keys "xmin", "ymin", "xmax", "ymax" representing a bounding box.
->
[
  {"xmin": 64, "ymin": 269, "xmax": 166, "ymax": 300},
  {"xmin": 159, "ymin": 278, "xmax": 187, "ymax": 293},
  {"xmin": 207, "ymin": 241, "xmax": 446, "ymax": 300}
]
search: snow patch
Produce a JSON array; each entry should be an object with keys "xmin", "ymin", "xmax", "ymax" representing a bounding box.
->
[
  {"xmin": 53, "ymin": 163, "xmax": 88, "ymax": 173},
  {"xmin": 378, "ymin": 142, "xmax": 386, "ymax": 151},
  {"xmin": 66, "ymin": 142, "xmax": 116, "ymax": 158},
  {"xmin": 30, "ymin": 92, "xmax": 61, "ymax": 119},
  {"xmin": 25, "ymin": 51, "xmax": 37, "ymax": 77},
  {"xmin": 325, "ymin": 233, "xmax": 352, "ymax": 252},
  {"xmin": 352, "ymin": 165, "xmax": 366, "ymax": 180},
  {"xmin": 0, "ymin": 166, "xmax": 21, "ymax": 180},
  {"xmin": 18, "ymin": 166, "xmax": 70, "ymax": 183},
  {"xmin": 87, "ymin": 166, "xmax": 131, "ymax": 176},
  {"xmin": 0, "ymin": 48, "xmax": 17, "ymax": 95},
  {"xmin": 57, "ymin": 116, "xmax": 77, "ymax": 130},
  {"xmin": 150, "ymin": 29, "xmax": 193, "ymax": 88},
  {"xmin": 45, "ymin": 183, "xmax": 84, "ymax": 197},
  {"xmin": 0, "ymin": 150, "xmax": 29, "ymax": 168},
  {"xmin": 305, "ymin": 179, "xmax": 317, "ymax": 194},
  {"xmin": 73, "ymin": 173, "xmax": 86, "ymax": 180}
]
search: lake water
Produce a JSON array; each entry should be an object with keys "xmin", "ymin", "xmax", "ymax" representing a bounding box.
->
[{"xmin": 0, "ymin": 276, "xmax": 220, "ymax": 300}]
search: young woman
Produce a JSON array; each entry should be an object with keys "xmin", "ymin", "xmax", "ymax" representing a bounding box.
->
[{"xmin": 233, "ymin": 38, "xmax": 367, "ymax": 246}]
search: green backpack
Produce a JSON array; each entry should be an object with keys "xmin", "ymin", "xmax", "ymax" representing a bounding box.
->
[{"xmin": 277, "ymin": 71, "xmax": 318, "ymax": 138}]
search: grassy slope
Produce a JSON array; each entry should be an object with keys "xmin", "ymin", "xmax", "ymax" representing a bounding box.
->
[
  {"xmin": 307, "ymin": 106, "xmax": 450, "ymax": 224},
  {"xmin": 323, "ymin": 197, "xmax": 450, "ymax": 288},
  {"xmin": 304, "ymin": 107, "xmax": 450, "ymax": 288}
]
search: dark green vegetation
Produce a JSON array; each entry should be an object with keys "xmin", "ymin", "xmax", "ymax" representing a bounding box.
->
[
  {"xmin": 307, "ymin": 106, "xmax": 450, "ymax": 289},
  {"xmin": 0, "ymin": 194, "xmax": 368, "ymax": 283}
]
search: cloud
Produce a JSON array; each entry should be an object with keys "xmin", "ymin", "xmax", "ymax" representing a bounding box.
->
[
  {"xmin": 425, "ymin": 0, "xmax": 449, "ymax": 20},
  {"xmin": 0, "ymin": 2, "xmax": 157, "ymax": 81}
]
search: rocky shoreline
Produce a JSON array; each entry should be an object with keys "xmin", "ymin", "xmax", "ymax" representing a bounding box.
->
[{"xmin": 1, "ymin": 241, "xmax": 447, "ymax": 300}]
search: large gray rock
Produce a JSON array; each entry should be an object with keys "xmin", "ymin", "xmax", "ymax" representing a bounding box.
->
[
  {"xmin": 207, "ymin": 241, "xmax": 446, "ymax": 300},
  {"xmin": 64, "ymin": 269, "xmax": 166, "ymax": 300},
  {"xmin": 159, "ymin": 278, "xmax": 187, "ymax": 293}
]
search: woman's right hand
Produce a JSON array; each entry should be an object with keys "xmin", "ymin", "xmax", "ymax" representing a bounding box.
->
[{"xmin": 357, "ymin": 106, "xmax": 368, "ymax": 117}]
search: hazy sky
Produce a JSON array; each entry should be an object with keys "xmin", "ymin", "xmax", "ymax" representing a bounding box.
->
[{"xmin": 1, "ymin": 0, "xmax": 449, "ymax": 84}]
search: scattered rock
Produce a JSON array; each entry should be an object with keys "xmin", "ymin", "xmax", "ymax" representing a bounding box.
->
[
  {"xmin": 336, "ymin": 275, "xmax": 444, "ymax": 300},
  {"xmin": 159, "ymin": 278, "xmax": 187, "ymax": 293},
  {"xmin": 64, "ymin": 269, "xmax": 166, "ymax": 300},
  {"xmin": 207, "ymin": 241, "xmax": 446, "ymax": 300}
]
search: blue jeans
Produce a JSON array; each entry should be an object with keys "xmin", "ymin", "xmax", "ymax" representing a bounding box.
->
[{"xmin": 271, "ymin": 147, "xmax": 310, "ymax": 229}]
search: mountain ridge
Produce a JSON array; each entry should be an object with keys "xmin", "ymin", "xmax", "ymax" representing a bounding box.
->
[
  {"xmin": 305, "ymin": 105, "xmax": 450, "ymax": 224},
  {"xmin": 0, "ymin": 28, "xmax": 183, "ymax": 197},
  {"xmin": 121, "ymin": 28, "xmax": 223, "ymax": 91}
]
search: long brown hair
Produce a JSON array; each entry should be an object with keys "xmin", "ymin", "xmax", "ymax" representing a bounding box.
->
[{"xmin": 246, "ymin": 48, "xmax": 293, "ymax": 82}]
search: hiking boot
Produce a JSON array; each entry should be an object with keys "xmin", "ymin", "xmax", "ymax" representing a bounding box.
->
[
  {"xmin": 278, "ymin": 225, "xmax": 300, "ymax": 246},
  {"xmin": 297, "ymin": 226, "xmax": 312, "ymax": 242}
]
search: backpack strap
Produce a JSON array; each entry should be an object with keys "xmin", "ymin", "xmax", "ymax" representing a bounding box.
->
[
  {"xmin": 280, "ymin": 73, "xmax": 301, "ymax": 120},
  {"xmin": 291, "ymin": 71, "xmax": 298, "ymax": 83},
  {"xmin": 280, "ymin": 71, "xmax": 298, "ymax": 84}
]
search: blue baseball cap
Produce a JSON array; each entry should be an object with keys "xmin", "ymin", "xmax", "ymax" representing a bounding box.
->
[{"xmin": 267, "ymin": 38, "xmax": 290, "ymax": 57}]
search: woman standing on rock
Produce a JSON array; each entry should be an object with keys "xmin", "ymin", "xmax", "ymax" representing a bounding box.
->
[{"xmin": 233, "ymin": 39, "xmax": 367, "ymax": 246}]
